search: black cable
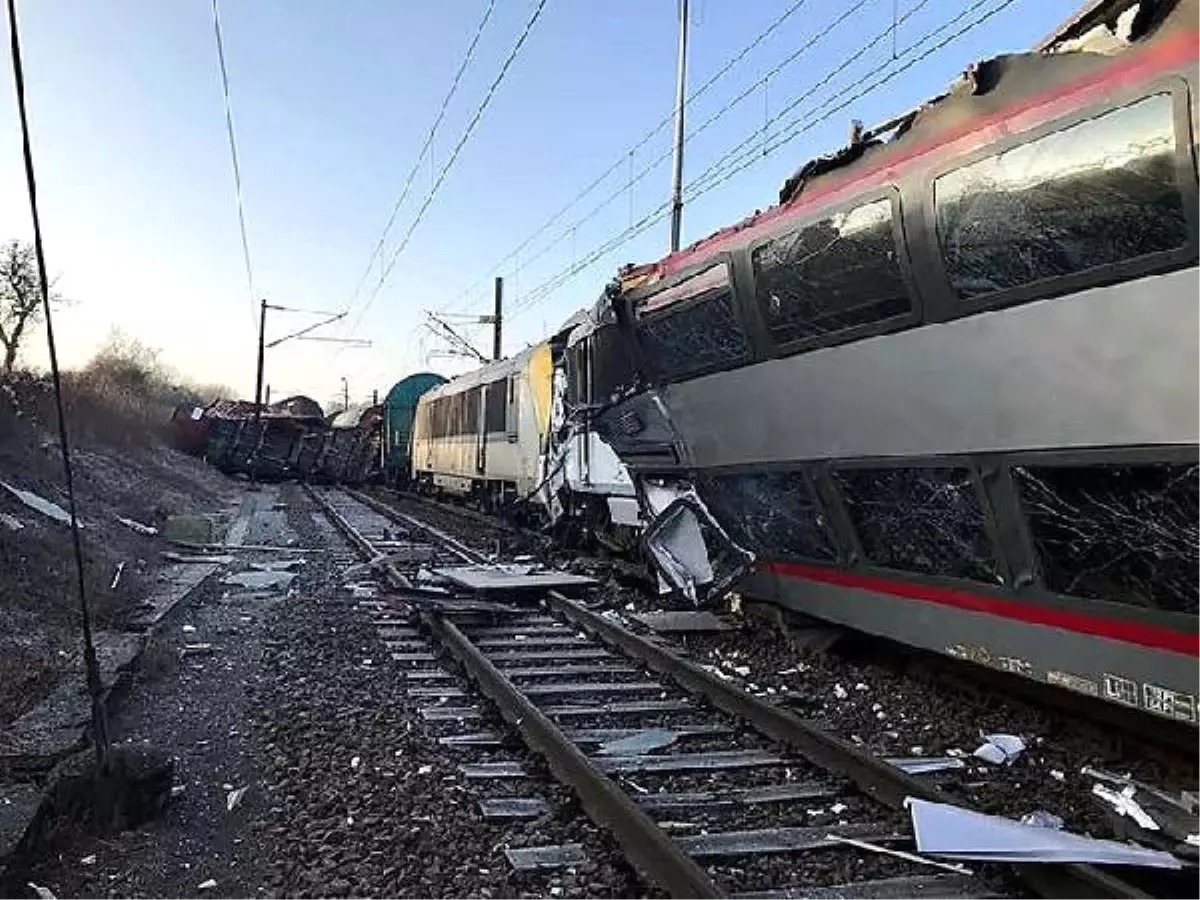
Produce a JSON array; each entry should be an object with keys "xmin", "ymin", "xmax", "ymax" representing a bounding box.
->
[
  {"xmin": 506, "ymin": 0, "xmax": 1019, "ymax": 318},
  {"xmin": 4, "ymin": 0, "xmax": 110, "ymax": 767},
  {"xmin": 210, "ymin": 0, "xmax": 256, "ymax": 330},
  {"xmin": 345, "ymin": 0, "xmax": 499, "ymax": 312},
  {"xmin": 441, "ymin": 0, "xmax": 825, "ymax": 316},
  {"xmin": 344, "ymin": 0, "xmax": 551, "ymax": 334}
]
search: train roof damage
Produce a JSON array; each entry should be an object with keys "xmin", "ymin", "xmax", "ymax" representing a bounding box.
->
[{"xmin": 615, "ymin": 0, "xmax": 1181, "ymax": 297}]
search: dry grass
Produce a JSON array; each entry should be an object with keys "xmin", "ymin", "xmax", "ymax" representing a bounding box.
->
[{"xmin": 3, "ymin": 332, "xmax": 233, "ymax": 449}]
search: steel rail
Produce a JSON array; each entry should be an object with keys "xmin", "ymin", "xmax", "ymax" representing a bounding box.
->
[
  {"xmin": 546, "ymin": 590, "xmax": 1151, "ymax": 900},
  {"xmin": 426, "ymin": 613, "xmax": 722, "ymax": 898},
  {"xmin": 310, "ymin": 486, "xmax": 722, "ymax": 897}
]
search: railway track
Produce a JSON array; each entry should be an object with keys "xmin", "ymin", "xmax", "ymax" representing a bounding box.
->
[{"xmin": 305, "ymin": 484, "xmax": 1151, "ymax": 900}]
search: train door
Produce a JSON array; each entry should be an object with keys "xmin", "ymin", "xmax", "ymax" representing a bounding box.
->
[{"xmin": 473, "ymin": 386, "xmax": 486, "ymax": 477}]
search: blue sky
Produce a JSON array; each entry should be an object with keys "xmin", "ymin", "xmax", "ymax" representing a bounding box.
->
[{"xmin": 0, "ymin": 0, "xmax": 1081, "ymax": 408}]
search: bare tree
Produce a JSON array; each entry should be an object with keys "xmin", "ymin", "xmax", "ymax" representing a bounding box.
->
[{"xmin": 0, "ymin": 239, "xmax": 60, "ymax": 374}]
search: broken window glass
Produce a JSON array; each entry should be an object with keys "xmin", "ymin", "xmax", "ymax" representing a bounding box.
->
[
  {"xmin": 833, "ymin": 466, "xmax": 999, "ymax": 583},
  {"xmin": 636, "ymin": 264, "xmax": 750, "ymax": 382},
  {"xmin": 698, "ymin": 471, "xmax": 836, "ymax": 562},
  {"xmin": 751, "ymin": 197, "xmax": 910, "ymax": 346},
  {"xmin": 1014, "ymin": 463, "xmax": 1198, "ymax": 614},
  {"xmin": 936, "ymin": 93, "xmax": 1188, "ymax": 300}
]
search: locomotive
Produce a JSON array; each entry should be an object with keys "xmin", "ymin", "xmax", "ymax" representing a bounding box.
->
[{"xmin": 580, "ymin": 0, "xmax": 1199, "ymax": 724}]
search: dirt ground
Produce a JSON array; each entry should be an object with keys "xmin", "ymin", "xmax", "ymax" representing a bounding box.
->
[{"xmin": 0, "ymin": 377, "xmax": 237, "ymax": 726}]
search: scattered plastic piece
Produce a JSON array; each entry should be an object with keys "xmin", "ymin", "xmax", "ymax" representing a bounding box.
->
[
  {"xmin": 1050, "ymin": 769, "xmax": 1065, "ymax": 782},
  {"xmin": 27, "ymin": 884, "xmax": 56, "ymax": 900},
  {"xmin": 197, "ymin": 879, "xmax": 217, "ymax": 891},
  {"xmin": 417, "ymin": 764, "xmax": 433, "ymax": 775},
  {"xmin": 182, "ymin": 625, "xmax": 197, "ymax": 634},
  {"xmin": 116, "ymin": 515, "xmax": 158, "ymax": 536},
  {"xmin": 80, "ymin": 855, "xmax": 96, "ymax": 865},
  {"xmin": 351, "ymin": 756, "xmax": 361, "ymax": 770},
  {"xmin": 1092, "ymin": 784, "xmax": 1160, "ymax": 831},
  {"xmin": 907, "ymin": 797, "xmax": 1184, "ymax": 868},
  {"xmin": 1, "ymin": 482, "xmax": 72, "ymax": 525},
  {"xmin": 973, "ymin": 733, "xmax": 1025, "ymax": 765},
  {"xmin": 0, "ymin": 512, "xmax": 23, "ymax": 531},
  {"xmin": 833, "ymin": 684, "xmax": 848, "ymax": 700}
]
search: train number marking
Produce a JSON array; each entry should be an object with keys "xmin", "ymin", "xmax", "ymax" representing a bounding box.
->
[
  {"xmin": 1102, "ymin": 674, "xmax": 1138, "ymax": 707},
  {"xmin": 1143, "ymin": 683, "xmax": 1197, "ymax": 723},
  {"xmin": 1046, "ymin": 670, "xmax": 1099, "ymax": 696}
]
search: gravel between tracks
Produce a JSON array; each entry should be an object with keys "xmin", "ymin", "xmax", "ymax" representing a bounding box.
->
[{"xmin": 10, "ymin": 484, "xmax": 652, "ymax": 898}]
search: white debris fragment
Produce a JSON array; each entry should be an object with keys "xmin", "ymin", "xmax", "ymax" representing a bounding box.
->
[
  {"xmin": 854, "ymin": 682, "xmax": 869, "ymax": 691},
  {"xmin": 226, "ymin": 786, "xmax": 248, "ymax": 812},
  {"xmin": 1050, "ymin": 769, "xmax": 1065, "ymax": 782},
  {"xmin": 27, "ymin": 884, "xmax": 57, "ymax": 900},
  {"xmin": 197, "ymin": 879, "xmax": 217, "ymax": 891},
  {"xmin": 0, "ymin": 512, "xmax": 23, "ymax": 531},
  {"xmin": 1092, "ymin": 783, "xmax": 1160, "ymax": 831},
  {"xmin": 973, "ymin": 733, "xmax": 1026, "ymax": 766},
  {"xmin": 116, "ymin": 515, "xmax": 158, "ymax": 536},
  {"xmin": 351, "ymin": 756, "xmax": 361, "ymax": 770},
  {"xmin": 80, "ymin": 855, "xmax": 96, "ymax": 866},
  {"xmin": 833, "ymin": 684, "xmax": 848, "ymax": 700},
  {"xmin": 1, "ymin": 482, "xmax": 72, "ymax": 525},
  {"xmin": 831, "ymin": 803, "xmax": 848, "ymax": 815},
  {"xmin": 182, "ymin": 625, "xmax": 197, "ymax": 634},
  {"xmin": 170, "ymin": 784, "xmax": 186, "ymax": 797},
  {"xmin": 1020, "ymin": 810, "xmax": 1065, "ymax": 830},
  {"xmin": 871, "ymin": 703, "xmax": 883, "ymax": 713},
  {"xmin": 730, "ymin": 665, "xmax": 750, "ymax": 677},
  {"xmin": 417, "ymin": 764, "xmax": 433, "ymax": 775}
]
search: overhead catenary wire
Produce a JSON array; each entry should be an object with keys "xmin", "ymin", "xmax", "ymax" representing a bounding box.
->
[
  {"xmin": 504, "ymin": 0, "xmax": 1021, "ymax": 319},
  {"xmin": 451, "ymin": 0, "xmax": 881, "ymax": 321},
  {"xmin": 210, "ymin": 0, "xmax": 256, "ymax": 330},
  {"xmin": 4, "ymin": 0, "xmax": 110, "ymax": 766},
  {"xmin": 441, "ymin": 0, "xmax": 852, "ymax": 316},
  {"xmin": 342, "ymin": 0, "xmax": 551, "ymax": 336},
  {"xmin": 344, "ymin": 0, "xmax": 500, "ymax": 313}
]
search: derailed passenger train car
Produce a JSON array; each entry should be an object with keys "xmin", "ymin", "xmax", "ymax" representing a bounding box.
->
[
  {"xmin": 592, "ymin": 0, "xmax": 1199, "ymax": 724},
  {"xmin": 410, "ymin": 318, "xmax": 640, "ymax": 544}
]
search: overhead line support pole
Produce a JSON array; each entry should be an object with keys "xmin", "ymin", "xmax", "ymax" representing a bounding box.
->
[
  {"xmin": 493, "ymin": 276, "xmax": 503, "ymax": 360},
  {"xmin": 668, "ymin": 0, "xmax": 689, "ymax": 253}
]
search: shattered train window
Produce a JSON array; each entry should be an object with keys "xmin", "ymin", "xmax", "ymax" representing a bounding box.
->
[
  {"xmin": 751, "ymin": 197, "xmax": 910, "ymax": 346},
  {"xmin": 699, "ymin": 471, "xmax": 836, "ymax": 562},
  {"xmin": 636, "ymin": 263, "xmax": 750, "ymax": 382},
  {"xmin": 833, "ymin": 466, "xmax": 1000, "ymax": 583},
  {"xmin": 1014, "ymin": 463, "xmax": 1199, "ymax": 614},
  {"xmin": 936, "ymin": 93, "xmax": 1188, "ymax": 300}
]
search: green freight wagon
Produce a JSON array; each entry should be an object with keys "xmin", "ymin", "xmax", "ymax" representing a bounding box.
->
[{"xmin": 382, "ymin": 372, "xmax": 446, "ymax": 485}]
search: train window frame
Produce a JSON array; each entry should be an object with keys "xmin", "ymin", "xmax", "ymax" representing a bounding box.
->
[
  {"xmin": 627, "ymin": 254, "xmax": 755, "ymax": 385},
  {"xmin": 920, "ymin": 78, "xmax": 1199, "ymax": 323},
  {"xmin": 826, "ymin": 456, "xmax": 1007, "ymax": 588},
  {"xmin": 742, "ymin": 185, "xmax": 921, "ymax": 360}
]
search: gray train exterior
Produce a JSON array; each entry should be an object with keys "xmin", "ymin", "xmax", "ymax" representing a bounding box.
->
[{"xmin": 589, "ymin": 0, "xmax": 1199, "ymax": 724}]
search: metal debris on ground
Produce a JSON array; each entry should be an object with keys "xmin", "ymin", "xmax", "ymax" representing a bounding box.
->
[
  {"xmin": 116, "ymin": 515, "xmax": 158, "ymax": 536},
  {"xmin": 596, "ymin": 728, "xmax": 680, "ymax": 756},
  {"xmin": 972, "ymin": 733, "xmax": 1026, "ymax": 765},
  {"xmin": 26, "ymin": 884, "xmax": 56, "ymax": 900},
  {"xmin": 1084, "ymin": 766, "xmax": 1200, "ymax": 845},
  {"xmin": 109, "ymin": 561, "xmax": 126, "ymax": 590},
  {"xmin": 906, "ymin": 797, "xmax": 1184, "ymax": 868},
  {"xmin": 0, "ymin": 512, "xmax": 23, "ymax": 531},
  {"xmin": 197, "ymin": 879, "xmax": 218, "ymax": 891},
  {"xmin": 247, "ymin": 559, "xmax": 304, "ymax": 572},
  {"xmin": 1, "ymin": 481, "xmax": 72, "ymax": 525},
  {"xmin": 631, "ymin": 611, "xmax": 735, "ymax": 633},
  {"xmin": 885, "ymin": 756, "xmax": 967, "ymax": 775},
  {"xmin": 431, "ymin": 564, "xmax": 597, "ymax": 593},
  {"xmin": 823, "ymin": 833, "xmax": 972, "ymax": 875}
]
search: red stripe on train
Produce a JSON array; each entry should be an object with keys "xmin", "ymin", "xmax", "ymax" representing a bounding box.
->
[{"xmin": 762, "ymin": 560, "xmax": 1199, "ymax": 658}]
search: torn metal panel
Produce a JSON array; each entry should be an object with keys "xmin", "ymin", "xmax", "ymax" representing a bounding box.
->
[
  {"xmin": 632, "ymin": 611, "xmax": 735, "ymax": 632},
  {"xmin": 504, "ymin": 844, "xmax": 586, "ymax": 871},
  {"xmin": 641, "ymin": 483, "xmax": 754, "ymax": 607},
  {"xmin": 430, "ymin": 564, "xmax": 597, "ymax": 593}
]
